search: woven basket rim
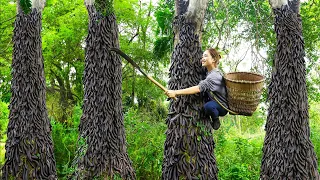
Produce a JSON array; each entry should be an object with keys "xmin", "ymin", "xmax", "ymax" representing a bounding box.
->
[{"xmin": 224, "ymin": 71, "xmax": 265, "ymax": 84}]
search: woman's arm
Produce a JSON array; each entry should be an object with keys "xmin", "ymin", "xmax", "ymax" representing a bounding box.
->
[{"xmin": 166, "ymin": 86, "xmax": 200, "ymax": 98}]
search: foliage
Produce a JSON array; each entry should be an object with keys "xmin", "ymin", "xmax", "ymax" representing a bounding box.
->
[
  {"xmin": 0, "ymin": 101, "xmax": 9, "ymax": 141},
  {"xmin": 309, "ymin": 103, "xmax": 320, "ymax": 172},
  {"xmin": 114, "ymin": 0, "xmax": 170, "ymax": 109},
  {"xmin": 124, "ymin": 107, "xmax": 167, "ymax": 179},
  {"xmin": 95, "ymin": 0, "xmax": 114, "ymax": 16},
  {"xmin": 20, "ymin": 0, "xmax": 32, "ymax": 14},
  {"xmin": 0, "ymin": 1, "xmax": 15, "ymax": 102},
  {"xmin": 0, "ymin": 102, "xmax": 9, "ymax": 165},
  {"xmin": 51, "ymin": 106, "xmax": 81, "ymax": 178},
  {"xmin": 307, "ymin": 74, "xmax": 320, "ymax": 102},
  {"xmin": 43, "ymin": 104, "xmax": 168, "ymax": 179},
  {"xmin": 153, "ymin": 0, "xmax": 174, "ymax": 60},
  {"xmin": 301, "ymin": 0, "xmax": 320, "ymax": 70},
  {"xmin": 216, "ymin": 136, "xmax": 263, "ymax": 180},
  {"xmin": 41, "ymin": 0, "xmax": 87, "ymax": 122},
  {"xmin": 214, "ymin": 113, "xmax": 265, "ymax": 180},
  {"xmin": 301, "ymin": 0, "xmax": 320, "ymax": 102}
]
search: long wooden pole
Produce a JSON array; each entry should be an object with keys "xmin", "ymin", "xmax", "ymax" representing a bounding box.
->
[{"xmin": 109, "ymin": 48, "xmax": 177, "ymax": 100}]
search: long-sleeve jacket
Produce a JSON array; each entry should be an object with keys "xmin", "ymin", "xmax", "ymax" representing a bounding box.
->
[{"xmin": 198, "ymin": 69, "xmax": 229, "ymax": 108}]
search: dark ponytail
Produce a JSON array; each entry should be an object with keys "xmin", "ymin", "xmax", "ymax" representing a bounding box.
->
[
  {"xmin": 207, "ymin": 48, "xmax": 221, "ymax": 61},
  {"xmin": 207, "ymin": 48, "xmax": 221, "ymax": 64}
]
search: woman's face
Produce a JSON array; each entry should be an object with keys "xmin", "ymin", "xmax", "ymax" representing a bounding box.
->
[{"xmin": 201, "ymin": 50, "xmax": 215, "ymax": 67}]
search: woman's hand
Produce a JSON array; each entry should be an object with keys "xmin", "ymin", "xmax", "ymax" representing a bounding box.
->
[
  {"xmin": 165, "ymin": 90, "xmax": 177, "ymax": 98},
  {"xmin": 165, "ymin": 86, "xmax": 199, "ymax": 99}
]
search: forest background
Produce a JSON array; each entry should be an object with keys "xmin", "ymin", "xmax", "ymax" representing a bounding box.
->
[{"xmin": 0, "ymin": 0, "xmax": 319, "ymax": 179}]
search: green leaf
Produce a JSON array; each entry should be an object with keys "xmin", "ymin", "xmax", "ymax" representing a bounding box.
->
[{"xmin": 20, "ymin": 0, "xmax": 32, "ymax": 14}]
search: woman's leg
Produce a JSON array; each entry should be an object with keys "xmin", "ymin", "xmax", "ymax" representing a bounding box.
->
[
  {"xmin": 204, "ymin": 101, "xmax": 221, "ymax": 130},
  {"xmin": 216, "ymin": 102, "xmax": 228, "ymax": 117},
  {"xmin": 204, "ymin": 101, "xmax": 219, "ymax": 117}
]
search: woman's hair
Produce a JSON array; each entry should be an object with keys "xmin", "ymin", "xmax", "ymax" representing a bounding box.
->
[{"xmin": 207, "ymin": 48, "xmax": 221, "ymax": 64}]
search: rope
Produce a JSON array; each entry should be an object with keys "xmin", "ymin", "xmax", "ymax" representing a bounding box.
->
[{"xmin": 208, "ymin": 92, "xmax": 239, "ymax": 115}]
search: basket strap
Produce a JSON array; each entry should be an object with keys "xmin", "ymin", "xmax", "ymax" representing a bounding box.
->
[{"xmin": 209, "ymin": 92, "xmax": 239, "ymax": 115}]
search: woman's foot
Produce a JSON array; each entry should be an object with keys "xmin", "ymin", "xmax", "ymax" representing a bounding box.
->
[{"xmin": 211, "ymin": 117, "xmax": 220, "ymax": 130}]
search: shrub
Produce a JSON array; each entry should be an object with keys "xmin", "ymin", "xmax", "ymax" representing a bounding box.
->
[
  {"xmin": 124, "ymin": 107, "xmax": 167, "ymax": 179},
  {"xmin": 0, "ymin": 101, "xmax": 9, "ymax": 141},
  {"xmin": 0, "ymin": 101, "xmax": 9, "ymax": 166},
  {"xmin": 51, "ymin": 106, "xmax": 81, "ymax": 178},
  {"xmin": 309, "ymin": 103, "xmax": 320, "ymax": 172}
]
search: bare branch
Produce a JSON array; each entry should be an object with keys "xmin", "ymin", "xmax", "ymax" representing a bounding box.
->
[
  {"xmin": 0, "ymin": 16, "xmax": 15, "ymax": 25},
  {"xmin": 128, "ymin": 28, "xmax": 139, "ymax": 44}
]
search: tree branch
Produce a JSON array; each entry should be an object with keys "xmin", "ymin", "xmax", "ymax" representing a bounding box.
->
[
  {"xmin": 128, "ymin": 28, "xmax": 139, "ymax": 44},
  {"xmin": 0, "ymin": 16, "xmax": 15, "ymax": 25}
]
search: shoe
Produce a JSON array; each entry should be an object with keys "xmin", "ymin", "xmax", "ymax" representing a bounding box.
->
[{"xmin": 211, "ymin": 116, "xmax": 220, "ymax": 130}]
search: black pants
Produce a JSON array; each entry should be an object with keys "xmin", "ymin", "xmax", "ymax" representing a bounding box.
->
[{"xmin": 203, "ymin": 100, "xmax": 227, "ymax": 119}]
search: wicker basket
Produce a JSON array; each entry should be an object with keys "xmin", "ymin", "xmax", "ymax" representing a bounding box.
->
[{"xmin": 224, "ymin": 72, "xmax": 265, "ymax": 116}]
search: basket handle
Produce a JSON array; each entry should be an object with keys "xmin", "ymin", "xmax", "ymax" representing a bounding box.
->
[{"xmin": 209, "ymin": 92, "xmax": 239, "ymax": 115}]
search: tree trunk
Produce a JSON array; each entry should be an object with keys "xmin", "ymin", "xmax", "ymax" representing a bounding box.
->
[
  {"xmin": 49, "ymin": 63, "xmax": 76, "ymax": 122},
  {"xmin": 2, "ymin": 1, "xmax": 57, "ymax": 179},
  {"xmin": 162, "ymin": 0, "xmax": 219, "ymax": 179},
  {"xmin": 261, "ymin": 0, "xmax": 320, "ymax": 179},
  {"xmin": 53, "ymin": 71, "xmax": 68, "ymax": 121},
  {"xmin": 73, "ymin": 1, "xmax": 135, "ymax": 179}
]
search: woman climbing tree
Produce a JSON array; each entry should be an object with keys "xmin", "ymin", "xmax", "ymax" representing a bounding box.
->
[
  {"xmin": 72, "ymin": 0, "xmax": 135, "ymax": 179},
  {"xmin": 2, "ymin": 0, "xmax": 57, "ymax": 179},
  {"xmin": 166, "ymin": 48, "xmax": 228, "ymax": 130},
  {"xmin": 162, "ymin": 0, "xmax": 219, "ymax": 179},
  {"xmin": 261, "ymin": 0, "xmax": 320, "ymax": 179}
]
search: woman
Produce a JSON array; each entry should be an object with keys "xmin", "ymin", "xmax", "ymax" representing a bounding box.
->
[{"xmin": 166, "ymin": 48, "xmax": 228, "ymax": 130}]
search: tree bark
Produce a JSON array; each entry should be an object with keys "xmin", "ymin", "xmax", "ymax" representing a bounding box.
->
[
  {"xmin": 162, "ymin": 0, "xmax": 219, "ymax": 179},
  {"xmin": 2, "ymin": 1, "xmax": 57, "ymax": 179},
  {"xmin": 261, "ymin": 1, "xmax": 320, "ymax": 179},
  {"xmin": 72, "ymin": 1, "xmax": 135, "ymax": 179}
]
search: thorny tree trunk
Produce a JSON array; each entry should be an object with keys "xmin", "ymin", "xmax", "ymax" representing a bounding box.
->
[
  {"xmin": 261, "ymin": 0, "xmax": 320, "ymax": 179},
  {"xmin": 162, "ymin": 0, "xmax": 219, "ymax": 179},
  {"xmin": 2, "ymin": 2, "xmax": 57, "ymax": 179},
  {"xmin": 72, "ymin": 3, "xmax": 135, "ymax": 179}
]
